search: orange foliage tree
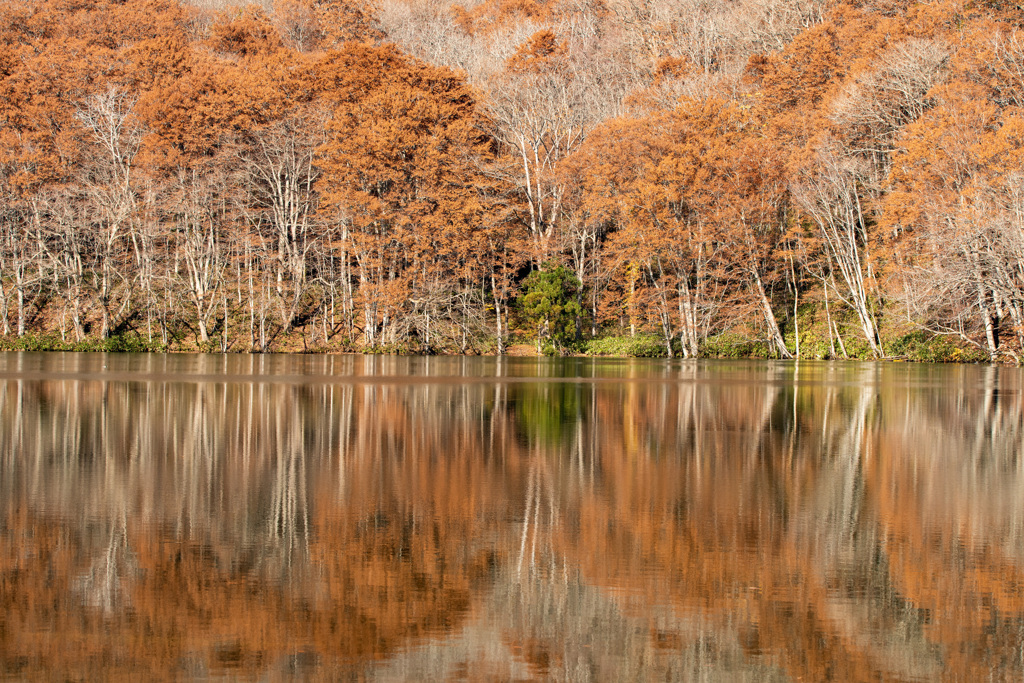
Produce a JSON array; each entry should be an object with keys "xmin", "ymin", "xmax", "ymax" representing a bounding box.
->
[{"xmin": 316, "ymin": 44, "xmax": 513, "ymax": 350}]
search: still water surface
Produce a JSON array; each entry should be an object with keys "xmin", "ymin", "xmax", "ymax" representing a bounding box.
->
[{"xmin": 1, "ymin": 353, "xmax": 1023, "ymax": 681}]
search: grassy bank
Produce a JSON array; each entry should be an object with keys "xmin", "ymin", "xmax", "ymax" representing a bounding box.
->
[
  {"xmin": 0, "ymin": 332, "xmax": 163, "ymax": 353},
  {"xmin": 0, "ymin": 312, "xmax": 993, "ymax": 363}
]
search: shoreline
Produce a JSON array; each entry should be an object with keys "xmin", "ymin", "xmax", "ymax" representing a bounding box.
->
[{"xmin": 0, "ymin": 335, "xmax": 999, "ymax": 364}]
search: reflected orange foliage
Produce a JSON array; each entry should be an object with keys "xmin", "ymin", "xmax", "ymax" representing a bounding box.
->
[{"xmin": 3, "ymin": 363, "xmax": 1024, "ymax": 678}]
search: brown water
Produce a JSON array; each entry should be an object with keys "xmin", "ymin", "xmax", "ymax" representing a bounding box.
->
[{"xmin": 1, "ymin": 353, "xmax": 1022, "ymax": 681}]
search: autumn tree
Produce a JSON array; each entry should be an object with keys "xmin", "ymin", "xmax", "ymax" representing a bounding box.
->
[
  {"xmin": 316, "ymin": 44, "xmax": 506, "ymax": 348},
  {"xmin": 705, "ymin": 133, "xmax": 794, "ymax": 358},
  {"xmin": 570, "ymin": 99, "xmax": 769, "ymax": 357},
  {"xmin": 884, "ymin": 75, "xmax": 1024, "ymax": 359},
  {"xmin": 566, "ymin": 114, "xmax": 683, "ymax": 353}
]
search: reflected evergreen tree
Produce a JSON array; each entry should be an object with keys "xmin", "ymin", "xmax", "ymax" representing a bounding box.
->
[{"xmin": 511, "ymin": 381, "xmax": 587, "ymax": 447}]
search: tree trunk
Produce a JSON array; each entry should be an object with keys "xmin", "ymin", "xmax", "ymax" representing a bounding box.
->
[
  {"xmin": 751, "ymin": 264, "xmax": 791, "ymax": 359},
  {"xmin": 678, "ymin": 279, "xmax": 699, "ymax": 359},
  {"xmin": 492, "ymin": 275, "xmax": 505, "ymax": 355}
]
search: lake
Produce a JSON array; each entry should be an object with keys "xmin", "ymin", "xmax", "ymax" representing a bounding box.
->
[{"xmin": 1, "ymin": 353, "xmax": 1022, "ymax": 681}]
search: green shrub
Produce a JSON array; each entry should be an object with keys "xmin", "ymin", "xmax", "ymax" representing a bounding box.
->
[
  {"xmin": 0, "ymin": 333, "xmax": 71, "ymax": 352},
  {"xmin": 884, "ymin": 331, "xmax": 986, "ymax": 363},
  {"xmin": 583, "ymin": 334, "xmax": 669, "ymax": 358},
  {"xmin": 0, "ymin": 332, "xmax": 161, "ymax": 353},
  {"xmin": 700, "ymin": 332, "xmax": 771, "ymax": 359}
]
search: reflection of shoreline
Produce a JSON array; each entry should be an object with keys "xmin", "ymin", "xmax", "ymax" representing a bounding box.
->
[
  {"xmin": 0, "ymin": 369, "xmax": 905, "ymax": 389},
  {"xmin": 1, "ymin": 358, "xmax": 1022, "ymax": 680}
]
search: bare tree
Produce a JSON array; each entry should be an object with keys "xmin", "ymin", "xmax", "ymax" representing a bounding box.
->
[
  {"xmin": 170, "ymin": 168, "xmax": 227, "ymax": 345},
  {"xmin": 792, "ymin": 139, "xmax": 883, "ymax": 357},
  {"xmin": 44, "ymin": 192, "xmax": 90, "ymax": 341},
  {"xmin": 830, "ymin": 38, "xmax": 950, "ymax": 165},
  {"xmin": 239, "ymin": 113, "xmax": 324, "ymax": 332},
  {"xmin": 375, "ymin": 0, "xmax": 544, "ymax": 82},
  {"xmin": 903, "ymin": 174, "xmax": 1024, "ymax": 359},
  {"xmin": 75, "ymin": 87, "xmax": 143, "ymax": 339},
  {"xmin": 0, "ymin": 195, "xmax": 46, "ymax": 337},
  {"xmin": 989, "ymin": 29, "xmax": 1024, "ymax": 109}
]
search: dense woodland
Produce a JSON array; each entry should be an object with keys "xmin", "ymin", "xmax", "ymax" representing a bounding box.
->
[{"xmin": 2, "ymin": 0, "xmax": 1024, "ymax": 359}]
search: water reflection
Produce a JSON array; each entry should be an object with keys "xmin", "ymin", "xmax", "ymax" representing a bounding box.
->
[{"xmin": 1, "ymin": 353, "xmax": 1023, "ymax": 680}]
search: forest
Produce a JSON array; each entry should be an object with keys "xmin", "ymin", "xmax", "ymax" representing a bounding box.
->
[{"xmin": 2, "ymin": 0, "xmax": 1024, "ymax": 360}]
